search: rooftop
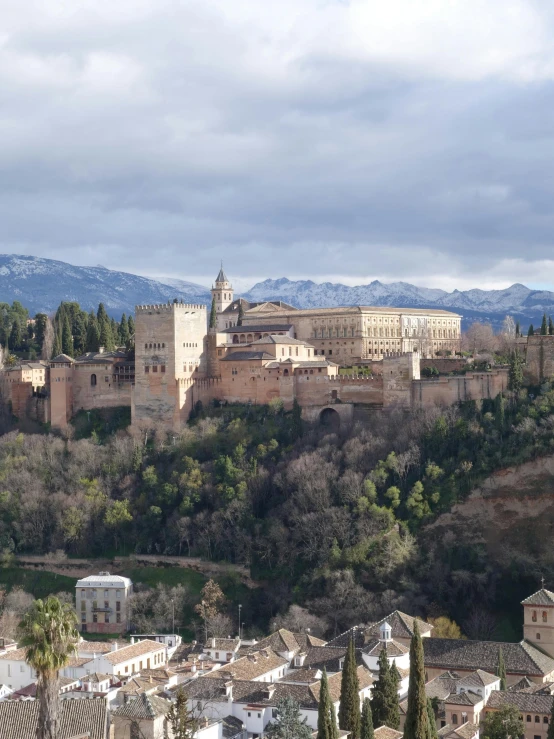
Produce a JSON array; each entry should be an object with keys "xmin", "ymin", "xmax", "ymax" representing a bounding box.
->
[
  {"xmin": 0, "ymin": 697, "xmax": 108, "ymax": 739},
  {"xmin": 422, "ymin": 638, "xmax": 554, "ymax": 677},
  {"xmin": 222, "ymin": 324, "xmax": 293, "ymax": 334},
  {"xmin": 438, "ymin": 723, "xmax": 479, "ymax": 739},
  {"xmin": 220, "ymin": 351, "xmax": 275, "ymax": 362},
  {"xmin": 521, "ymin": 589, "xmax": 554, "ymax": 606},
  {"xmin": 328, "ymin": 611, "xmax": 434, "ymax": 648},
  {"xmin": 486, "ymin": 690, "xmax": 554, "ymax": 713},
  {"xmin": 112, "ymin": 692, "xmax": 172, "ymax": 720},
  {"xmin": 374, "ymin": 727, "xmax": 404, "ymax": 739},
  {"xmin": 206, "ymin": 648, "xmax": 288, "ymax": 681},
  {"xmin": 103, "ymin": 639, "xmax": 166, "ymax": 666},
  {"xmin": 76, "ymin": 573, "xmax": 132, "ymax": 587}
]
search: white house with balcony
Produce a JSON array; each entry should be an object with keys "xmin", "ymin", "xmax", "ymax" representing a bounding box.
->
[{"xmin": 75, "ymin": 572, "xmax": 132, "ymax": 634}]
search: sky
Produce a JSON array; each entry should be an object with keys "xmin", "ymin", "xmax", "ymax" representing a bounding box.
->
[{"xmin": 2, "ymin": 0, "xmax": 554, "ymax": 291}]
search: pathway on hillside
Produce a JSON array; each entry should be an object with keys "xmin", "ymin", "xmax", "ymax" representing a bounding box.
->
[{"xmin": 16, "ymin": 554, "xmax": 261, "ymax": 588}]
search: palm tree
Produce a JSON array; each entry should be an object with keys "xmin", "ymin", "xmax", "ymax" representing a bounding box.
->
[{"xmin": 19, "ymin": 596, "xmax": 79, "ymax": 739}]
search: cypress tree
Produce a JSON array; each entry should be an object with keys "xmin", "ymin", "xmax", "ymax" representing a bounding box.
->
[
  {"xmin": 515, "ymin": 320, "xmax": 520, "ymax": 337},
  {"xmin": 361, "ymin": 698, "xmax": 374, "ymax": 739},
  {"xmin": 508, "ymin": 350, "xmax": 524, "ymax": 394},
  {"xmin": 61, "ymin": 314, "xmax": 74, "ymax": 356},
  {"xmin": 118, "ymin": 313, "xmax": 130, "ymax": 346},
  {"xmin": 9, "ymin": 321, "xmax": 21, "ymax": 351},
  {"xmin": 86, "ymin": 311, "xmax": 100, "ymax": 353},
  {"xmin": 528, "ymin": 324, "xmax": 534, "ymax": 337},
  {"xmin": 73, "ymin": 313, "xmax": 87, "ymax": 356},
  {"xmin": 318, "ymin": 668, "xmax": 338, "ymax": 739},
  {"xmin": 209, "ymin": 297, "xmax": 217, "ymax": 329},
  {"xmin": 237, "ymin": 301, "xmax": 244, "ymax": 326},
  {"xmin": 426, "ymin": 699, "xmax": 438, "ymax": 739},
  {"xmin": 496, "ymin": 647, "xmax": 507, "ymax": 691},
  {"xmin": 339, "ymin": 637, "xmax": 361, "ymax": 739},
  {"xmin": 404, "ymin": 621, "xmax": 429, "ymax": 739},
  {"xmin": 541, "ymin": 314, "xmax": 548, "ymax": 335},
  {"xmin": 51, "ymin": 331, "xmax": 62, "ymax": 359},
  {"xmin": 127, "ymin": 315, "xmax": 135, "ymax": 347},
  {"xmin": 371, "ymin": 648, "xmax": 400, "ymax": 729},
  {"xmin": 99, "ymin": 317, "xmax": 114, "ymax": 351}
]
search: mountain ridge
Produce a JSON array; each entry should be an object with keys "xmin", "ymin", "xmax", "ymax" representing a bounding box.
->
[{"xmin": 0, "ymin": 255, "xmax": 552, "ymax": 329}]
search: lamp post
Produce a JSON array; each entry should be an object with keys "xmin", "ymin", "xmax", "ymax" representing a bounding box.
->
[
  {"xmin": 238, "ymin": 604, "xmax": 242, "ymax": 640},
  {"xmin": 171, "ymin": 599, "xmax": 175, "ymax": 635}
]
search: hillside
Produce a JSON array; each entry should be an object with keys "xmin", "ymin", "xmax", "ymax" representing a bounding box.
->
[{"xmin": 0, "ymin": 254, "xmax": 210, "ymax": 316}]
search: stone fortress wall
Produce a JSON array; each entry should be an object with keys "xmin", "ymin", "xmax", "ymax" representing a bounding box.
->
[{"xmin": 1, "ymin": 266, "xmax": 539, "ymax": 431}]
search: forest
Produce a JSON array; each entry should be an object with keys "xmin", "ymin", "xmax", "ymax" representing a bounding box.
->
[{"xmin": 0, "ymin": 368, "xmax": 550, "ymax": 640}]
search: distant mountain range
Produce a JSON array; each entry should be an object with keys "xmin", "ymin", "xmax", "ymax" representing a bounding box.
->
[
  {"xmin": 0, "ymin": 255, "xmax": 552, "ymax": 330},
  {"xmin": 0, "ymin": 255, "xmax": 210, "ymax": 316},
  {"xmin": 243, "ymin": 278, "xmax": 554, "ymax": 330}
]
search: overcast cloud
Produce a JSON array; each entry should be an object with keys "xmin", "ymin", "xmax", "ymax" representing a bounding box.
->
[{"xmin": 2, "ymin": 0, "xmax": 554, "ymax": 290}]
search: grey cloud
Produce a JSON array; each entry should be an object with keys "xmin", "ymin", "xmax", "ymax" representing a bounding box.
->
[{"xmin": 2, "ymin": 2, "xmax": 554, "ymax": 287}]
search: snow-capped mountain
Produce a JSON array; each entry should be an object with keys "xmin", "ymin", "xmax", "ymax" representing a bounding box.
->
[
  {"xmin": 243, "ymin": 277, "xmax": 554, "ymax": 328},
  {"xmin": 0, "ymin": 255, "xmax": 210, "ymax": 316}
]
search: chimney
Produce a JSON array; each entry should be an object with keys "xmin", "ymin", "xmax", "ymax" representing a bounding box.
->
[
  {"xmin": 225, "ymin": 681, "xmax": 233, "ymax": 700},
  {"xmin": 247, "ymin": 654, "xmax": 257, "ymax": 663},
  {"xmin": 99, "ymin": 347, "xmax": 105, "ymax": 354},
  {"xmin": 211, "ymin": 638, "xmax": 216, "ymax": 648},
  {"xmin": 112, "ymin": 643, "xmax": 119, "ymax": 652}
]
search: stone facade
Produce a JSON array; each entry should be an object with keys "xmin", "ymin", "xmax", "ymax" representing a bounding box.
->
[{"xmin": 525, "ymin": 335, "xmax": 554, "ymax": 385}]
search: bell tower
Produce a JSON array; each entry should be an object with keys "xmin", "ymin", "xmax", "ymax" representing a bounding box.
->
[{"xmin": 211, "ymin": 264, "xmax": 233, "ymax": 320}]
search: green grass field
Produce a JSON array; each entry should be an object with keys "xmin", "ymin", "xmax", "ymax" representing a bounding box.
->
[
  {"xmin": 123, "ymin": 566, "xmax": 206, "ymax": 595},
  {"xmin": 0, "ymin": 568, "xmax": 76, "ymax": 599}
]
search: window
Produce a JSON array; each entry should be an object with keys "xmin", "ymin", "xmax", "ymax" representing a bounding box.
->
[
  {"xmin": 81, "ymin": 615, "xmax": 86, "ymax": 623},
  {"xmin": 90, "ymin": 374, "xmax": 97, "ymax": 386},
  {"xmin": 104, "ymin": 590, "xmax": 109, "ymax": 599},
  {"xmin": 215, "ymin": 652, "xmax": 219, "ymax": 659},
  {"xmin": 544, "ymin": 717, "xmax": 549, "ymax": 724},
  {"xmin": 116, "ymin": 613, "xmax": 121, "ymax": 623},
  {"xmin": 543, "ymin": 611, "xmax": 548, "ymax": 622},
  {"xmin": 93, "ymin": 614, "xmax": 97, "ymax": 623},
  {"xmin": 81, "ymin": 601, "xmax": 86, "ymax": 611},
  {"xmin": 104, "ymin": 601, "xmax": 109, "ymax": 609},
  {"xmin": 452, "ymin": 715, "xmax": 458, "ymax": 725},
  {"xmin": 248, "ymin": 712, "xmax": 251, "ymax": 718},
  {"xmin": 533, "ymin": 611, "xmax": 538, "ymax": 622},
  {"xmin": 537, "ymin": 633, "xmax": 541, "ymax": 640},
  {"xmin": 536, "ymin": 717, "xmax": 541, "ymax": 723},
  {"xmin": 153, "ymin": 365, "xmax": 158, "ymax": 372},
  {"xmin": 116, "ymin": 590, "xmax": 121, "ymax": 598},
  {"xmin": 116, "ymin": 601, "xmax": 121, "ymax": 611},
  {"xmin": 105, "ymin": 615, "xmax": 110, "ymax": 623},
  {"xmin": 145, "ymin": 366, "xmax": 150, "ymax": 373},
  {"xmin": 527, "ymin": 716, "xmax": 532, "ymax": 722},
  {"xmin": 161, "ymin": 365, "xmax": 166, "ymax": 373}
]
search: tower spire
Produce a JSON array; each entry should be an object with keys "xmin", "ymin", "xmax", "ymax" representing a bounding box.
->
[{"xmin": 216, "ymin": 262, "xmax": 228, "ymax": 284}]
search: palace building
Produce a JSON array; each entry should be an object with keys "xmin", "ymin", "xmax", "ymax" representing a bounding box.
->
[{"xmin": 0, "ymin": 265, "xmax": 511, "ymax": 433}]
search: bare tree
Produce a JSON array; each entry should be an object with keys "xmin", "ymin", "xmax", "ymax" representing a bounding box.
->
[
  {"xmin": 273, "ymin": 605, "xmax": 328, "ymax": 637},
  {"xmin": 462, "ymin": 322, "xmax": 497, "ymax": 355}
]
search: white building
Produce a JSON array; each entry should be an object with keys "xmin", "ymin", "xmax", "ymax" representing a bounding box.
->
[
  {"xmin": 75, "ymin": 572, "xmax": 132, "ymax": 634},
  {"xmin": 0, "ymin": 648, "xmax": 37, "ymax": 692},
  {"xmin": 131, "ymin": 634, "xmax": 182, "ymax": 659}
]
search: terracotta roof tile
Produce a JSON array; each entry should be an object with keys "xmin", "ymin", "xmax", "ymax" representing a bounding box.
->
[
  {"xmin": 112, "ymin": 693, "xmax": 172, "ymax": 719},
  {"xmin": 104, "ymin": 639, "xmax": 166, "ymax": 665},
  {"xmin": 486, "ymin": 690, "xmax": 554, "ymax": 713},
  {"xmin": 521, "ymin": 590, "xmax": 554, "ymax": 606},
  {"xmin": 0, "ymin": 697, "xmax": 108, "ymax": 739},
  {"xmin": 423, "ymin": 639, "xmax": 554, "ymax": 677},
  {"xmin": 374, "ymin": 726, "xmax": 404, "ymax": 739}
]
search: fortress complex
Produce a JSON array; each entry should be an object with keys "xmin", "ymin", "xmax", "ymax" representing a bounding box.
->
[{"xmin": 0, "ymin": 266, "xmax": 516, "ymax": 432}]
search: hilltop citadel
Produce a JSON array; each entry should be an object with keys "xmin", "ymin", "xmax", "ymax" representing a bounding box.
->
[{"xmin": 0, "ymin": 265, "xmax": 549, "ymax": 431}]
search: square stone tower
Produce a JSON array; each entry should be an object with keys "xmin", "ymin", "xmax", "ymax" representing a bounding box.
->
[{"xmin": 132, "ymin": 302, "xmax": 207, "ymax": 431}]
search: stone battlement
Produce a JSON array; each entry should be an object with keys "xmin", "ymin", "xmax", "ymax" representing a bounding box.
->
[
  {"xmin": 177, "ymin": 376, "xmax": 222, "ymax": 387},
  {"xmin": 136, "ymin": 303, "xmax": 206, "ymax": 312}
]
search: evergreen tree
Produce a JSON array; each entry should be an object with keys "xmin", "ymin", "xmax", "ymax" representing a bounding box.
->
[
  {"xmin": 404, "ymin": 622, "xmax": 429, "ymax": 739},
  {"xmin": 508, "ymin": 350, "xmax": 524, "ymax": 394},
  {"xmin": 528, "ymin": 324, "xmax": 535, "ymax": 336},
  {"xmin": 51, "ymin": 331, "xmax": 62, "ymax": 359},
  {"xmin": 339, "ymin": 637, "xmax": 361, "ymax": 739},
  {"xmin": 85, "ymin": 311, "xmax": 100, "ymax": 353},
  {"xmin": 318, "ymin": 668, "xmax": 338, "ymax": 739},
  {"xmin": 515, "ymin": 320, "xmax": 520, "ymax": 337},
  {"xmin": 426, "ymin": 699, "xmax": 438, "ymax": 739},
  {"xmin": 237, "ymin": 300, "xmax": 244, "ymax": 326},
  {"xmin": 496, "ymin": 647, "xmax": 507, "ymax": 691},
  {"xmin": 209, "ymin": 297, "xmax": 217, "ymax": 329},
  {"xmin": 118, "ymin": 313, "xmax": 130, "ymax": 346},
  {"xmin": 541, "ymin": 314, "xmax": 548, "ymax": 335},
  {"xmin": 73, "ymin": 313, "xmax": 87, "ymax": 356},
  {"xmin": 361, "ymin": 698, "xmax": 374, "ymax": 739},
  {"xmin": 166, "ymin": 687, "xmax": 196, "ymax": 738},
  {"xmin": 34, "ymin": 313, "xmax": 48, "ymax": 352},
  {"xmin": 127, "ymin": 315, "xmax": 135, "ymax": 338},
  {"xmin": 266, "ymin": 695, "xmax": 312, "ymax": 739},
  {"xmin": 9, "ymin": 321, "xmax": 21, "ymax": 351},
  {"xmin": 61, "ymin": 314, "xmax": 74, "ymax": 357},
  {"xmin": 99, "ymin": 316, "xmax": 114, "ymax": 351},
  {"xmin": 371, "ymin": 648, "xmax": 392, "ymax": 728}
]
